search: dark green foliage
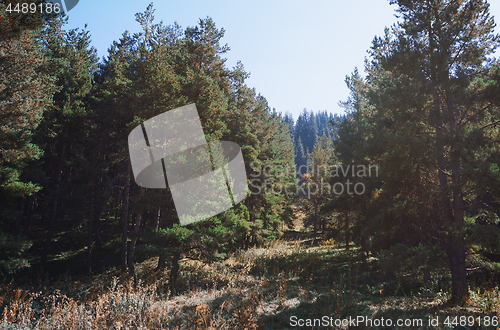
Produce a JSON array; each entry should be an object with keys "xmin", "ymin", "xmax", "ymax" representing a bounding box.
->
[
  {"xmin": 0, "ymin": 3, "xmax": 296, "ymax": 279},
  {"xmin": 293, "ymin": 110, "xmax": 317, "ymax": 171},
  {"xmin": 292, "ymin": 109, "xmax": 337, "ymax": 173},
  {"xmin": 244, "ymin": 97, "xmax": 296, "ymax": 246},
  {"xmin": 0, "ymin": 1, "xmax": 61, "ymax": 274},
  {"xmin": 379, "ymin": 243, "xmax": 447, "ymax": 276},
  {"xmin": 0, "ymin": 3, "xmax": 56, "ymax": 197},
  {"xmin": 331, "ymin": 0, "xmax": 500, "ymax": 303},
  {"xmin": 0, "ymin": 232, "xmax": 33, "ymax": 275}
]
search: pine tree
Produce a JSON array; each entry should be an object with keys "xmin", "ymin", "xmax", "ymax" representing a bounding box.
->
[
  {"xmin": 304, "ymin": 132, "xmax": 333, "ymax": 233},
  {"xmin": 294, "ymin": 109, "xmax": 318, "ymax": 172},
  {"xmin": 34, "ymin": 15, "xmax": 99, "ymax": 270},
  {"xmin": 91, "ymin": 4, "xmax": 297, "ymax": 276},
  {"xmin": 0, "ymin": 2, "xmax": 55, "ymax": 198},
  {"xmin": 338, "ymin": 0, "xmax": 500, "ymax": 303},
  {"xmin": 0, "ymin": 1, "xmax": 57, "ymax": 274},
  {"xmin": 0, "ymin": 2, "xmax": 300, "ymax": 280},
  {"xmin": 283, "ymin": 112, "xmax": 295, "ymax": 138}
]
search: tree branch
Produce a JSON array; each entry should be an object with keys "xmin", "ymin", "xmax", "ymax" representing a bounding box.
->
[
  {"xmin": 459, "ymin": 102, "xmax": 494, "ymax": 128},
  {"xmin": 479, "ymin": 120, "xmax": 500, "ymax": 130}
]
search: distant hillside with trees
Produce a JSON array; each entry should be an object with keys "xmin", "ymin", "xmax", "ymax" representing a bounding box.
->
[{"xmin": 285, "ymin": 109, "xmax": 340, "ymax": 174}]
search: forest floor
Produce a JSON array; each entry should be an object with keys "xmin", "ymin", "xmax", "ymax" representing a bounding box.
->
[{"xmin": 2, "ymin": 231, "xmax": 500, "ymax": 329}]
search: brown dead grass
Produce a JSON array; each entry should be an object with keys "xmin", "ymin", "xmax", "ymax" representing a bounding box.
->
[{"xmin": 2, "ymin": 239, "xmax": 500, "ymax": 329}]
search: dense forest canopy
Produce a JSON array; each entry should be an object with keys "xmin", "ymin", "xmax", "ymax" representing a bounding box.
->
[
  {"xmin": 333, "ymin": 0, "xmax": 500, "ymax": 302},
  {"xmin": 0, "ymin": 2, "xmax": 296, "ymax": 281}
]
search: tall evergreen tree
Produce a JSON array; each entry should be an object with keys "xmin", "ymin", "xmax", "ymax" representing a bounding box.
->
[
  {"xmin": 0, "ymin": 1, "xmax": 55, "ymax": 198},
  {"xmin": 294, "ymin": 109, "xmax": 318, "ymax": 172},
  {"xmin": 91, "ymin": 4, "xmax": 297, "ymax": 278},
  {"xmin": 283, "ymin": 112, "xmax": 295, "ymax": 138},
  {"xmin": 336, "ymin": 0, "xmax": 500, "ymax": 303},
  {"xmin": 35, "ymin": 15, "xmax": 98, "ymax": 270},
  {"xmin": 0, "ymin": 1, "xmax": 57, "ymax": 274}
]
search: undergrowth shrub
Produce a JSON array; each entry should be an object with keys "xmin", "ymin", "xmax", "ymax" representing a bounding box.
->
[{"xmin": 2, "ymin": 239, "xmax": 500, "ymax": 330}]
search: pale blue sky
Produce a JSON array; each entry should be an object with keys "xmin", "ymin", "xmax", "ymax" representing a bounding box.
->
[{"xmin": 64, "ymin": 0, "xmax": 500, "ymax": 119}]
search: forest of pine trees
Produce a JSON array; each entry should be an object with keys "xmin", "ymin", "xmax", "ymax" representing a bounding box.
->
[
  {"xmin": 2, "ymin": 0, "xmax": 500, "ymax": 327},
  {"xmin": 0, "ymin": 2, "xmax": 297, "ymax": 281}
]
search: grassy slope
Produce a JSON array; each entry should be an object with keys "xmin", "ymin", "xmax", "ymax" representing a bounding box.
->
[{"xmin": 2, "ymin": 234, "xmax": 500, "ymax": 329}]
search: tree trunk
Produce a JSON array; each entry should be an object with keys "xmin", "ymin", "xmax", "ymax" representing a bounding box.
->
[
  {"xmin": 345, "ymin": 212, "xmax": 349, "ymax": 251},
  {"xmin": 128, "ymin": 187, "xmax": 145, "ymax": 283},
  {"xmin": 128, "ymin": 212, "xmax": 142, "ymax": 284},
  {"xmin": 156, "ymin": 254, "xmax": 167, "ymax": 271},
  {"xmin": 313, "ymin": 201, "xmax": 318, "ymax": 234},
  {"xmin": 15, "ymin": 197, "xmax": 26, "ymax": 235},
  {"xmin": 40, "ymin": 191, "xmax": 58, "ymax": 269},
  {"xmin": 169, "ymin": 252, "xmax": 181, "ymax": 294},
  {"xmin": 87, "ymin": 202, "xmax": 93, "ymax": 275},
  {"xmin": 121, "ymin": 167, "xmax": 131, "ymax": 273},
  {"xmin": 423, "ymin": 268, "xmax": 431, "ymax": 283},
  {"xmin": 447, "ymin": 91, "xmax": 468, "ymax": 303},
  {"xmin": 360, "ymin": 235, "xmax": 367, "ymax": 258},
  {"xmin": 40, "ymin": 137, "xmax": 67, "ymax": 270},
  {"xmin": 92, "ymin": 183, "xmax": 103, "ymax": 250},
  {"xmin": 429, "ymin": 10, "xmax": 468, "ymax": 304},
  {"xmin": 152, "ymin": 208, "xmax": 160, "ymax": 230},
  {"xmin": 24, "ymin": 196, "xmax": 34, "ymax": 233},
  {"xmin": 435, "ymin": 107, "xmax": 467, "ymax": 302},
  {"xmin": 433, "ymin": 89, "xmax": 468, "ymax": 302}
]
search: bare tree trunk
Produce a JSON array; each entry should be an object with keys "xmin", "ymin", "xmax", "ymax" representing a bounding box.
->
[
  {"xmin": 156, "ymin": 254, "xmax": 167, "ymax": 271},
  {"xmin": 15, "ymin": 197, "xmax": 26, "ymax": 235},
  {"xmin": 41, "ymin": 173, "xmax": 62, "ymax": 270},
  {"xmin": 128, "ymin": 212, "xmax": 142, "ymax": 284},
  {"xmin": 423, "ymin": 268, "xmax": 431, "ymax": 283},
  {"xmin": 121, "ymin": 167, "xmax": 131, "ymax": 273},
  {"xmin": 24, "ymin": 196, "xmax": 35, "ymax": 233},
  {"xmin": 153, "ymin": 208, "xmax": 160, "ymax": 230},
  {"xmin": 345, "ymin": 212, "xmax": 349, "ymax": 251},
  {"xmin": 128, "ymin": 188, "xmax": 145, "ymax": 284},
  {"xmin": 40, "ymin": 135, "xmax": 67, "ymax": 270},
  {"xmin": 313, "ymin": 201, "xmax": 318, "ymax": 234},
  {"xmin": 434, "ymin": 91, "xmax": 468, "ymax": 302},
  {"xmin": 447, "ymin": 91, "xmax": 468, "ymax": 303},
  {"xmin": 87, "ymin": 202, "xmax": 93, "ymax": 275},
  {"xmin": 360, "ymin": 235, "xmax": 367, "ymax": 258},
  {"xmin": 40, "ymin": 190, "xmax": 58, "ymax": 269},
  {"xmin": 169, "ymin": 252, "xmax": 181, "ymax": 295},
  {"xmin": 93, "ymin": 182, "xmax": 103, "ymax": 250}
]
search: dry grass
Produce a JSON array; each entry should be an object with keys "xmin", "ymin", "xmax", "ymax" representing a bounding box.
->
[{"xmin": 2, "ymin": 239, "xmax": 500, "ymax": 329}]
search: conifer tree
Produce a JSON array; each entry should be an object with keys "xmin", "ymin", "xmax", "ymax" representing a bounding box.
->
[
  {"xmin": 91, "ymin": 4, "xmax": 297, "ymax": 275},
  {"xmin": 337, "ymin": 0, "xmax": 500, "ymax": 303},
  {"xmin": 0, "ymin": 1, "xmax": 57, "ymax": 274},
  {"xmin": 0, "ymin": 1, "xmax": 55, "ymax": 198},
  {"xmin": 303, "ymin": 132, "xmax": 333, "ymax": 233},
  {"xmin": 35, "ymin": 15, "xmax": 98, "ymax": 269},
  {"xmin": 0, "ymin": 2, "xmax": 299, "ymax": 280}
]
